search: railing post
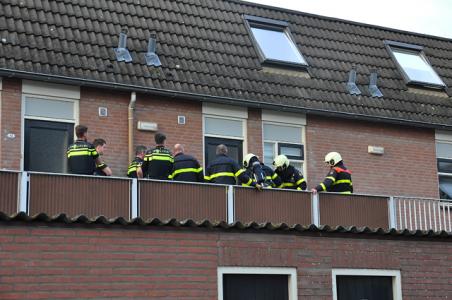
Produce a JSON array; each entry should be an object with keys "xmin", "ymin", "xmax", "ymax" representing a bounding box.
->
[
  {"xmin": 131, "ymin": 178, "xmax": 138, "ymax": 219},
  {"xmin": 19, "ymin": 171, "xmax": 29, "ymax": 214},
  {"xmin": 311, "ymin": 192, "xmax": 320, "ymax": 227},
  {"xmin": 388, "ymin": 196, "xmax": 397, "ymax": 229},
  {"xmin": 227, "ymin": 185, "xmax": 234, "ymax": 224}
]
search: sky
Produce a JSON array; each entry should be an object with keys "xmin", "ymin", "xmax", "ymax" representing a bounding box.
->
[{"xmin": 246, "ymin": 0, "xmax": 452, "ymax": 39}]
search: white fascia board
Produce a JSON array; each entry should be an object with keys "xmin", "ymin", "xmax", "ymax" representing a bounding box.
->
[{"xmin": 22, "ymin": 79, "xmax": 80, "ymax": 100}]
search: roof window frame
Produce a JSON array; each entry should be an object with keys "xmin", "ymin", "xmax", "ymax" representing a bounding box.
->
[
  {"xmin": 244, "ymin": 15, "xmax": 309, "ymax": 70},
  {"xmin": 384, "ymin": 40, "xmax": 446, "ymax": 89}
]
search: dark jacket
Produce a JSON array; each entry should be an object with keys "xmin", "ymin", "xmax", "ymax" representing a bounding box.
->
[
  {"xmin": 169, "ymin": 153, "xmax": 203, "ymax": 182},
  {"xmin": 67, "ymin": 139, "xmax": 98, "ymax": 175},
  {"xmin": 315, "ymin": 162, "xmax": 353, "ymax": 194},
  {"xmin": 127, "ymin": 157, "xmax": 144, "ymax": 178},
  {"xmin": 205, "ymin": 154, "xmax": 250, "ymax": 185},
  {"xmin": 275, "ymin": 165, "xmax": 307, "ymax": 190},
  {"xmin": 261, "ymin": 164, "xmax": 282, "ymax": 188},
  {"xmin": 141, "ymin": 146, "xmax": 174, "ymax": 180}
]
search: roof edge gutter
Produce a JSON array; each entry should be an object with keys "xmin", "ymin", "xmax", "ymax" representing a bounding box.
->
[{"xmin": 1, "ymin": 68, "xmax": 451, "ymax": 130}]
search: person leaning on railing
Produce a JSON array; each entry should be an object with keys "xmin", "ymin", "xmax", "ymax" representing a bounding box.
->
[
  {"xmin": 67, "ymin": 125, "xmax": 103, "ymax": 175},
  {"xmin": 127, "ymin": 145, "xmax": 147, "ymax": 178},
  {"xmin": 311, "ymin": 152, "xmax": 353, "ymax": 195},
  {"xmin": 273, "ymin": 154, "xmax": 307, "ymax": 190},
  {"xmin": 141, "ymin": 132, "xmax": 174, "ymax": 180}
]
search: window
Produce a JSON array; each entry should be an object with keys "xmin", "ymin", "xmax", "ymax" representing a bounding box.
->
[
  {"xmin": 218, "ymin": 267, "xmax": 297, "ymax": 300},
  {"xmin": 332, "ymin": 269, "xmax": 402, "ymax": 300},
  {"xmin": 436, "ymin": 137, "xmax": 452, "ymax": 201},
  {"xmin": 386, "ymin": 41, "xmax": 445, "ymax": 88},
  {"xmin": 245, "ymin": 15, "xmax": 308, "ymax": 67},
  {"xmin": 203, "ymin": 103, "xmax": 247, "ymax": 169},
  {"xmin": 263, "ymin": 123, "xmax": 304, "ymax": 171}
]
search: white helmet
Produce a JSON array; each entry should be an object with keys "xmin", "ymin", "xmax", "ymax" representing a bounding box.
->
[
  {"xmin": 243, "ymin": 153, "xmax": 257, "ymax": 168},
  {"xmin": 325, "ymin": 152, "xmax": 342, "ymax": 166},
  {"xmin": 273, "ymin": 154, "xmax": 289, "ymax": 169}
]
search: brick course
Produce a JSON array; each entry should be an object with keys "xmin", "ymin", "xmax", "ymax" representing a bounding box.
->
[
  {"xmin": 0, "ymin": 224, "xmax": 450, "ymax": 299},
  {"xmin": 306, "ymin": 115, "xmax": 439, "ymax": 198},
  {"xmin": 0, "ymin": 79, "xmax": 22, "ymax": 170}
]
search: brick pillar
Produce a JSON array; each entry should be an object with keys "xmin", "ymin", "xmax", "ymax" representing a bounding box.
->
[{"xmin": 247, "ymin": 108, "xmax": 263, "ymax": 159}]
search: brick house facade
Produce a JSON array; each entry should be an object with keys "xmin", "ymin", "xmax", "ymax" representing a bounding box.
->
[{"xmin": 0, "ymin": 218, "xmax": 450, "ymax": 299}]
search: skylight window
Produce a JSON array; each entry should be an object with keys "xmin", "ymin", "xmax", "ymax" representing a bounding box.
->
[
  {"xmin": 386, "ymin": 41, "xmax": 445, "ymax": 88},
  {"xmin": 245, "ymin": 15, "xmax": 308, "ymax": 67}
]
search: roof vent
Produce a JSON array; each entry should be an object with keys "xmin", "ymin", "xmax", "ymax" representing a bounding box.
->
[
  {"xmin": 346, "ymin": 67, "xmax": 361, "ymax": 95},
  {"xmin": 368, "ymin": 70, "xmax": 383, "ymax": 98},
  {"xmin": 145, "ymin": 34, "xmax": 161, "ymax": 67},
  {"xmin": 114, "ymin": 31, "xmax": 132, "ymax": 62}
]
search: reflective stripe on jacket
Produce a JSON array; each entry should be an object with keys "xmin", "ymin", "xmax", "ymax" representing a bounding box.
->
[
  {"xmin": 169, "ymin": 153, "xmax": 204, "ymax": 182},
  {"xmin": 141, "ymin": 146, "xmax": 174, "ymax": 180},
  {"xmin": 315, "ymin": 163, "xmax": 353, "ymax": 194}
]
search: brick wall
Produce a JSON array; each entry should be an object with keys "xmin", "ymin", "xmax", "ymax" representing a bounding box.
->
[
  {"xmin": 134, "ymin": 94, "xmax": 203, "ymax": 165},
  {"xmin": 0, "ymin": 79, "xmax": 21, "ymax": 170},
  {"xmin": 306, "ymin": 115, "xmax": 439, "ymax": 198},
  {"xmin": 247, "ymin": 108, "xmax": 263, "ymax": 159},
  {"xmin": 79, "ymin": 87, "xmax": 130, "ymax": 176},
  {"xmin": 0, "ymin": 224, "xmax": 450, "ymax": 299}
]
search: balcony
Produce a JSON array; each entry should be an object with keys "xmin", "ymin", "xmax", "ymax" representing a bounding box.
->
[{"xmin": 1, "ymin": 170, "xmax": 451, "ymax": 232}]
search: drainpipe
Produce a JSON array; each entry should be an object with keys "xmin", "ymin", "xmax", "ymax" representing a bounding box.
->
[{"xmin": 128, "ymin": 92, "xmax": 136, "ymax": 162}]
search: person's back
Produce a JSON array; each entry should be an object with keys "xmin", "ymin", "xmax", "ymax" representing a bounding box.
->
[
  {"xmin": 205, "ymin": 144, "xmax": 241, "ymax": 185},
  {"xmin": 170, "ymin": 144, "xmax": 203, "ymax": 182},
  {"xmin": 141, "ymin": 133, "xmax": 174, "ymax": 180},
  {"xmin": 312, "ymin": 152, "xmax": 353, "ymax": 194},
  {"xmin": 67, "ymin": 125, "xmax": 98, "ymax": 175}
]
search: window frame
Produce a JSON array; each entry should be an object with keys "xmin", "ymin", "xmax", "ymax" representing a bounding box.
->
[
  {"xmin": 217, "ymin": 267, "xmax": 297, "ymax": 300},
  {"xmin": 244, "ymin": 15, "xmax": 309, "ymax": 69},
  {"xmin": 436, "ymin": 136, "xmax": 452, "ymax": 201},
  {"xmin": 262, "ymin": 121, "xmax": 306, "ymax": 175},
  {"xmin": 332, "ymin": 269, "xmax": 402, "ymax": 300},
  {"xmin": 385, "ymin": 40, "xmax": 446, "ymax": 89}
]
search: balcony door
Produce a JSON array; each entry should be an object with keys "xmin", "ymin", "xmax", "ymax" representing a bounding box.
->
[{"xmin": 24, "ymin": 120, "xmax": 73, "ymax": 173}]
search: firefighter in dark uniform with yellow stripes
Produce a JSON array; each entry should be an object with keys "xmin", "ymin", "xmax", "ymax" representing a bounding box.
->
[
  {"xmin": 273, "ymin": 155, "xmax": 307, "ymax": 190},
  {"xmin": 127, "ymin": 145, "xmax": 147, "ymax": 178},
  {"xmin": 311, "ymin": 152, "xmax": 353, "ymax": 194},
  {"xmin": 205, "ymin": 144, "xmax": 260, "ymax": 189},
  {"xmin": 67, "ymin": 125, "xmax": 102, "ymax": 175},
  {"xmin": 141, "ymin": 132, "xmax": 174, "ymax": 180},
  {"xmin": 169, "ymin": 144, "xmax": 203, "ymax": 182},
  {"xmin": 241, "ymin": 153, "xmax": 281, "ymax": 188}
]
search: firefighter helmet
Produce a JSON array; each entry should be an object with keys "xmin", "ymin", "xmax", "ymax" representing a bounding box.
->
[
  {"xmin": 325, "ymin": 152, "xmax": 342, "ymax": 166},
  {"xmin": 273, "ymin": 154, "xmax": 289, "ymax": 169},
  {"xmin": 243, "ymin": 153, "xmax": 257, "ymax": 168}
]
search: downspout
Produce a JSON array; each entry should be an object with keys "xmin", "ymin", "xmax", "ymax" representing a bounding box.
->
[{"xmin": 128, "ymin": 92, "xmax": 136, "ymax": 162}]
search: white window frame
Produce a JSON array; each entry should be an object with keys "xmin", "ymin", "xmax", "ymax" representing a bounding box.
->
[
  {"xmin": 217, "ymin": 267, "xmax": 297, "ymax": 300},
  {"xmin": 202, "ymin": 103, "xmax": 248, "ymax": 165},
  {"xmin": 332, "ymin": 269, "xmax": 402, "ymax": 300},
  {"xmin": 262, "ymin": 110, "xmax": 306, "ymax": 176},
  {"xmin": 20, "ymin": 80, "xmax": 80, "ymax": 171},
  {"xmin": 435, "ymin": 131, "xmax": 452, "ymax": 201}
]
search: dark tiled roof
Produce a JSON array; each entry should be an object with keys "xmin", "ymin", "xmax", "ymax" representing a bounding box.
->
[
  {"xmin": 1, "ymin": 0, "xmax": 452, "ymax": 127},
  {"xmin": 1, "ymin": 212, "xmax": 450, "ymax": 239}
]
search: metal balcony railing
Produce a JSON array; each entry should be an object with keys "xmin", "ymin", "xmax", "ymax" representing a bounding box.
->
[{"xmin": 0, "ymin": 170, "xmax": 451, "ymax": 232}]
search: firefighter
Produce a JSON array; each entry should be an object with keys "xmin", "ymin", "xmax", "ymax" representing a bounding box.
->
[
  {"xmin": 92, "ymin": 138, "xmax": 112, "ymax": 176},
  {"xmin": 141, "ymin": 132, "xmax": 174, "ymax": 180},
  {"xmin": 127, "ymin": 145, "xmax": 147, "ymax": 178},
  {"xmin": 169, "ymin": 144, "xmax": 203, "ymax": 182},
  {"xmin": 67, "ymin": 125, "xmax": 102, "ymax": 175},
  {"xmin": 273, "ymin": 154, "xmax": 307, "ymax": 190},
  {"xmin": 242, "ymin": 153, "xmax": 281, "ymax": 188},
  {"xmin": 205, "ymin": 144, "xmax": 260, "ymax": 189},
  {"xmin": 311, "ymin": 152, "xmax": 353, "ymax": 194}
]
